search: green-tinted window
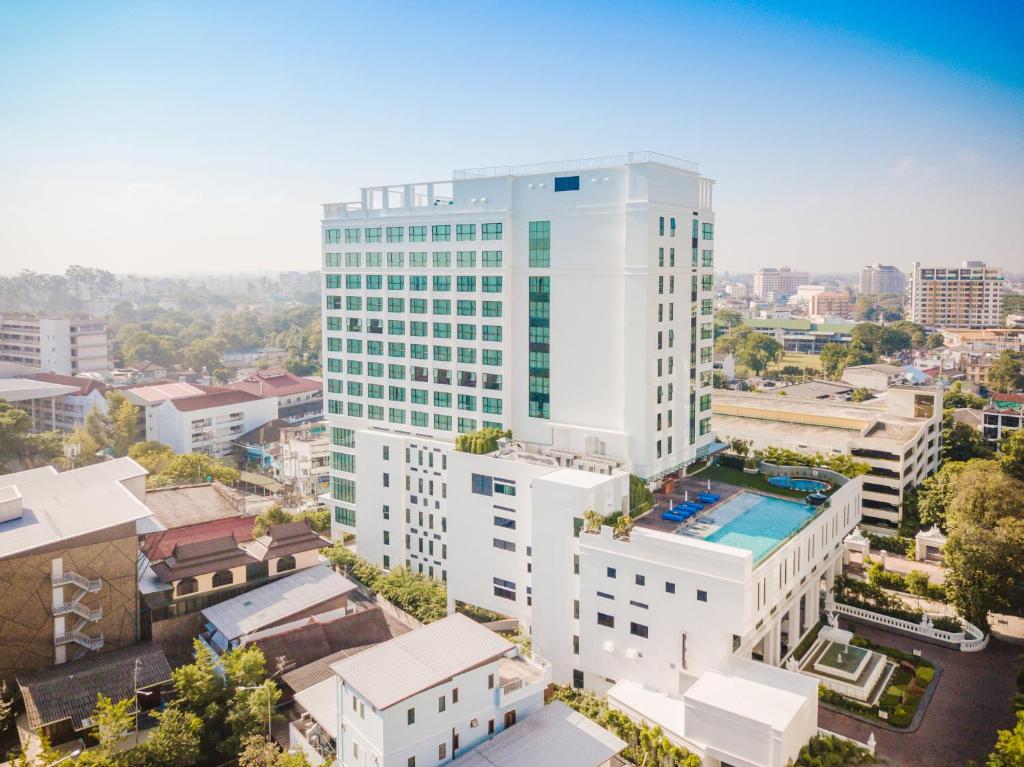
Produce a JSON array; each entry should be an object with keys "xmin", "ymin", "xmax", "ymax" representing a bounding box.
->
[
  {"xmin": 701, "ymin": 274, "xmax": 713, "ymax": 291},
  {"xmin": 410, "ymin": 298, "xmax": 427, "ymax": 314},
  {"xmin": 344, "ymin": 228, "xmax": 360, "ymax": 244},
  {"xmin": 366, "ymin": 274, "xmax": 382, "ymax": 290},
  {"xmin": 365, "ymin": 227, "xmax": 382, "ymax": 243},
  {"xmin": 331, "ymin": 427, "xmax": 355, "ymax": 448},
  {"xmin": 326, "ymin": 296, "xmax": 341, "ymax": 310},
  {"xmin": 528, "ymin": 274, "xmax": 551, "ymax": 419},
  {"xmin": 434, "ymin": 414, "xmax": 452, "ymax": 431},
  {"xmin": 433, "ymin": 275, "xmax": 451, "ymax": 292},
  {"xmin": 367, "ymin": 384, "xmax": 384, "ymax": 399},
  {"xmin": 482, "ymin": 301, "xmax": 502, "ymax": 317},
  {"xmin": 327, "ymin": 358, "xmax": 342, "ymax": 373},
  {"xmin": 433, "ymin": 322, "xmax": 451, "ymax": 338},
  {"xmin": 389, "ymin": 408, "xmax": 405, "ymax": 424},
  {"xmin": 411, "ymin": 411, "xmax": 428, "ymax": 427},
  {"xmin": 702, "ymin": 249, "xmax": 713, "ymax": 267},
  {"xmin": 432, "ymin": 224, "xmax": 451, "ymax": 241},
  {"xmin": 700, "ymin": 394, "xmax": 711, "ymax": 411},
  {"xmin": 457, "ymin": 324, "xmax": 475, "ymax": 341},
  {"xmin": 529, "ymin": 221, "xmax": 550, "ymax": 267},
  {"xmin": 367, "ymin": 362, "xmax": 384, "ymax": 377},
  {"xmin": 345, "ymin": 274, "xmax": 361, "ymax": 289},
  {"xmin": 346, "ymin": 339, "xmax": 362, "ymax": 356},
  {"xmin": 456, "ymin": 224, "xmax": 476, "ymax": 241},
  {"xmin": 332, "ymin": 477, "xmax": 356, "ymax": 503},
  {"xmin": 325, "ymin": 228, "xmax": 341, "ymax": 244},
  {"xmin": 327, "ymin": 337, "xmax": 343, "ymax": 352},
  {"xmin": 388, "ymin": 298, "xmax": 405, "ymax": 313},
  {"xmin": 457, "ymin": 394, "xmax": 476, "ymax": 411},
  {"xmin": 457, "ymin": 251, "xmax": 476, "ymax": 268},
  {"xmin": 482, "ymin": 250, "xmax": 502, "ymax": 268},
  {"xmin": 333, "ymin": 451, "xmax": 356, "ymax": 473},
  {"xmin": 344, "ymin": 296, "xmax": 361, "ymax": 311},
  {"xmin": 367, "ymin": 340, "xmax": 383, "ymax": 356},
  {"xmin": 483, "ymin": 349, "xmax": 502, "ymax": 366},
  {"xmin": 366, "ymin": 252, "xmax": 383, "ymax": 267},
  {"xmin": 434, "ymin": 391, "xmax": 451, "ymax": 408},
  {"xmin": 482, "ymin": 223, "xmax": 502, "ymax": 240},
  {"xmin": 347, "ymin": 402, "xmax": 363, "ymax": 417},
  {"xmin": 387, "ymin": 251, "xmax": 404, "ymax": 267},
  {"xmin": 409, "ymin": 226, "xmax": 427, "ymax": 242},
  {"xmin": 346, "ymin": 360, "xmax": 362, "ymax": 375},
  {"xmin": 386, "ymin": 226, "xmax": 404, "ymax": 243},
  {"xmin": 482, "ymin": 397, "xmax": 502, "ymax": 414},
  {"xmin": 411, "ymin": 389, "xmax": 428, "ymax": 405},
  {"xmin": 433, "ymin": 299, "xmax": 451, "ymax": 315},
  {"xmin": 458, "ymin": 417, "xmax": 478, "ymax": 433},
  {"xmin": 433, "ymin": 251, "xmax": 451, "ymax": 267},
  {"xmin": 702, "ymin": 223, "xmax": 713, "ymax": 240},
  {"xmin": 388, "ymin": 342, "xmax": 405, "ymax": 358},
  {"xmin": 410, "ymin": 321, "xmax": 428, "ymax": 337},
  {"xmin": 482, "ymin": 325, "xmax": 502, "ymax": 342},
  {"xmin": 335, "ymin": 506, "xmax": 356, "ymax": 526},
  {"xmin": 367, "ymin": 405, "xmax": 384, "ymax": 421},
  {"xmin": 456, "ymin": 276, "xmax": 476, "ymax": 292},
  {"xmin": 389, "ymin": 386, "xmax": 406, "ymax": 401},
  {"xmin": 325, "ymin": 252, "xmax": 342, "ymax": 268},
  {"xmin": 387, "ymin": 275, "xmax": 404, "ymax": 290},
  {"xmin": 409, "ymin": 251, "xmax": 427, "ymax": 267},
  {"xmin": 458, "ymin": 348, "xmax": 476, "ymax": 364},
  {"xmin": 482, "ymin": 276, "xmax": 502, "ymax": 293},
  {"xmin": 410, "ymin": 276, "xmax": 427, "ymax": 291},
  {"xmin": 327, "ymin": 316, "xmax": 343, "ymax": 331},
  {"xmin": 410, "ymin": 343, "xmax": 428, "ymax": 360},
  {"xmin": 434, "ymin": 345, "xmax": 451, "ymax": 362},
  {"xmin": 345, "ymin": 252, "xmax": 360, "ymax": 267},
  {"xmin": 700, "ymin": 417, "xmax": 712, "ymax": 435},
  {"xmin": 347, "ymin": 381, "xmax": 362, "ymax": 396},
  {"xmin": 457, "ymin": 300, "xmax": 476, "ymax": 316},
  {"xmin": 701, "ymin": 299, "xmax": 713, "ymax": 315}
]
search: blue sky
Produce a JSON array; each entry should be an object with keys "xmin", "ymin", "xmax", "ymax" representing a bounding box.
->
[{"xmin": 1, "ymin": 0, "xmax": 1022, "ymax": 275}]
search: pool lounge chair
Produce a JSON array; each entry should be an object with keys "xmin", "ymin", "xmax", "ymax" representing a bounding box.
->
[
  {"xmin": 661, "ymin": 510, "xmax": 686, "ymax": 522},
  {"xmin": 697, "ymin": 493, "xmax": 720, "ymax": 503}
]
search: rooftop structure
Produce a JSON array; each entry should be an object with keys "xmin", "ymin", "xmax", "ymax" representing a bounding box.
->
[
  {"xmin": 201, "ymin": 564, "xmax": 357, "ymax": 650},
  {"xmin": 453, "ymin": 700, "xmax": 627, "ymax": 767},
  {"xmin": 143, "ymin": 482, "xmax": 274, "ymax": 528}
]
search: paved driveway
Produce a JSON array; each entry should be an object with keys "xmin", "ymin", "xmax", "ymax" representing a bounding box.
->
[{"xmin": 818, "ymin": 622, "xmax": 1021, "ymax": 767}]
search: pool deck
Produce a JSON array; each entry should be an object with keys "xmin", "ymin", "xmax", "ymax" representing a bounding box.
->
[{"xmin": 634, "ymin": 472, "xmax": 815, "ymax": 537}]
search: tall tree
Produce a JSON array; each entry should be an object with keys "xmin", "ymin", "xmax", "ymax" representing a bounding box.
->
[
  {"xmin": 988, "ymin": 351, "xmax": 1024, "ymax": 393},
  {"xmin": 1000, "ymin": 429, "xmax": 1024, "ymax": 482},
  {"xmin": 941, "ymin": 412, "xmax": 994, "ymax": 462},
  {"xmin": 0, "ymin": 400, "xmax": 31, "ymax": 464}
]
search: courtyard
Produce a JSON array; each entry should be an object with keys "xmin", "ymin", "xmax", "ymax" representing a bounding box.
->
[{"xmin": 819, "ymin": 621, "xmax": 1021, "ymax": 767}]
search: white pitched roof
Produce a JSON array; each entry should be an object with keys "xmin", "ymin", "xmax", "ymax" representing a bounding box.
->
[
  {"xmin": 684, "ymin": 669, "xmax": 808, "ymax": 731},
  {"xmin": 293, "ymin": 678, "xmax": 339, "ymax": 739},
  {"xmin": 0, "ymin": 378, "xmax": 78, "ymax": 402},
  {"xmin": 201, "ymin": 564, "xmax": 357, "ymax": 641},
  {"xmin": 0, "ymin": 458, "xmax": 152, "ymax": 559},
  {"xmin": 453, "ymin": 701, "xmax": 625, "ymax": 767},
  {"xmin": 330, "ymin": 613, "xmax": 513, "ymax": 709}
]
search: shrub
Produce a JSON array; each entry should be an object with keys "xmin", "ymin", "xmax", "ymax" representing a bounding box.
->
[
  {"xmin": 864, "ymin": 531, "xmax": 914, "ymax": 554},
  {"xmin": 454, "ymin": 427, "xmax": 512, "ymax": 455},
  {"xmin": 880, "ymin": 691, "xmax": 901, "ymax": 709},
  {"xmin": 792, "ymin": 734, "xmax": 876, "ymax": 766},
  {"xmin": 914, "ymin": 666, "xmax": 935, "ymax": 686},
  {"xmin": 890, "ymin": 704, "xmax": 913, "ymax": 727},
  {"xmin": 932, "ymin": 615, "xmax": 962, "ymax": 632},
  {"xmin": 904, "ymin": 569, "xmax": 930, "ymax": 596}
]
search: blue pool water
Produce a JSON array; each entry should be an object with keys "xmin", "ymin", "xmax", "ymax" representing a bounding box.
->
[
  {"xmin": 702, "ymin": 492, "xmax": 817, "ymax": 562},
  {"xmin": 767, "ymin": 475, "xmax": 829, "ymax": 492}
]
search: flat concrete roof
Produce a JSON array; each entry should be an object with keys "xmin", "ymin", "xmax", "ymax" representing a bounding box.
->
[
  {"xmin": 0, "ymin": 378, "xmax": 78, "ymax": 402},
  {"xmin": 685, "ymin": 670, "xmax": 807, "ymax": 731}
]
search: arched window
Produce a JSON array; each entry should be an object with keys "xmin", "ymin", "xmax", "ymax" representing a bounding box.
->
[
  {"xmin": 176, "ymin": 577, "xmax": 198, "ymax": 597},
  {"xmin": 276, "ymin": 555, "xmax": 296, "ymax": 574},
  {"xmin": 212, "ymin": 569, "xmax": 233, "ymax": 588}
]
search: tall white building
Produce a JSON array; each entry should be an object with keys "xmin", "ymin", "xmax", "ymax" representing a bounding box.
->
[
  {"xmin": 909, "ymin": 260, "xmax": 1004, "ymax": 329},
  {"xmin": 0, "ymin": 316, "xmax": 109, "ymax": 376},
  {"xmin": 752, "ymin": 268, "xmax": 808, "ymax": 299},
  {"xmin": 859, "ymin": 264, "xmax": 907, "ymax": 296},
  {"xmin": 321, "ymin": 153, "xmax": 718, "ymax": 575}
]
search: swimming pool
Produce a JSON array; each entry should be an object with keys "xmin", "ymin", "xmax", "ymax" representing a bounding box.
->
[
  {"xmin": 767, "ymin": 475, "xmax": 829, "ymax": 493},
  {"xmin": 699, "ymin": 491, "xmax": 817, "ymax": 562}
]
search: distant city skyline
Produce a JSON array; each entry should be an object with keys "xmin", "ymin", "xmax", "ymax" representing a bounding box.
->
[{"xmin": 1, "ymin": 1, "xmax": 1022, "ymax": 276}]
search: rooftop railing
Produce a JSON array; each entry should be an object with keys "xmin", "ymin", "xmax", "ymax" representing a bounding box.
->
[{"xmin": 454, "ymin": 151, "xmax": 699, "ymax": 179}]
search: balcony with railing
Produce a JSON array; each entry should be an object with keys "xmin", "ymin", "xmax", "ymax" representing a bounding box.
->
[{"xmin": 497, "ymin": 646, "xmax": 550, "ymax": 706}]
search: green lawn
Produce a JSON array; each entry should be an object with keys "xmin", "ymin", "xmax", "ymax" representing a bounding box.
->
[
  {"xmin": 697, "ymin": 465, "xmax": 809, "ymax": 499},
  {"xmin": 779, "ymin": 351, "xmax": 822, "ymax": 372}
]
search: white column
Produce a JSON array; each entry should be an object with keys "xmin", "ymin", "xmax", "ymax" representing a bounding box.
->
[
  {"xmin": 788, "ymin": 602, "xmax": 801, "ymax": 647},
  {"xmin": 51, "ymin": 558, "xmax": 66, "ymax": 665}
]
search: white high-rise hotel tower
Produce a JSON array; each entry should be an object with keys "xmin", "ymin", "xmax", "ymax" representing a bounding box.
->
[{"xmin": 321, "ymin": 153, "xmax": 717, "ymax": 578}]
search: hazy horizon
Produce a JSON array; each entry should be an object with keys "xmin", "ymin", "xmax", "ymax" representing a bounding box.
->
[{"xmin": 2, "ymin": 1, "xmax": 1022, "ymax": 276}]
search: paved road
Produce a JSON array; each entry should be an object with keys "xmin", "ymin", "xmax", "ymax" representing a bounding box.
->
[{"xmin": 818, "ymin": 621, "xmax": 1021, "ymax": 767}]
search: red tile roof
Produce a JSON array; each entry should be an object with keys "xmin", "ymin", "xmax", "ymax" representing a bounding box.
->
[
  {"xmin": 142, "ymin": 515, "xmax": 256, "ymax": 562},
  {"xmin": 26, "ymin": 372, "xmax": 109, "ymax": 397},
  {"xmin": 169, "ymin": 388, "xmax": 263, "ymax": 412},
  {"xmin": 227, "ymin": 367, "xmax": 322, "ymax": 398}
]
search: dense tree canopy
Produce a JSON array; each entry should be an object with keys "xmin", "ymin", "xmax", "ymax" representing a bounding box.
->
[{"xmin": 988, "ymin": 350, "xmax": 1024, "ymax": 393}]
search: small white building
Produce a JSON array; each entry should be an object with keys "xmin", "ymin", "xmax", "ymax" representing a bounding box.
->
[
  {"xmin": 280, "ymin": 421, "xmax": 330, "ymax": 498},
  {"xmin": 0, "ymin": 378, "xmax": 79, "ymax": 432},
  {"xmin": 25, "ymin": 373, "xmax": 110, "ymax": 431},
  {"xmin": 290, "ymin": 613, "xmax": 550, "ymax": 767}
]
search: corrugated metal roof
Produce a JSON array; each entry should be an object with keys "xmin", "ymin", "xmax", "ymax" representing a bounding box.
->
[{"xmin": 329, "ymin": 613, "xmax": 513, "ymax": 709}]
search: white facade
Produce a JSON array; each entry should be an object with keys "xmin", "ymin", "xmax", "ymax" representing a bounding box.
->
[
  {"xmin": 280, "ymin": 422, "xmax": 330, "ymax": 498},
  {"xmin": 909, "ymin": 260, "xmax": 1004, "ymax": 329},
  {"xmin": 322, "ymin": 153, "xmax": 717, "ymax": 568},
  {"xmin": 0, "ymin": 317, "xmax": 109, "ymax": 376},
  {"xmin": 859, "ymin": 264, "xmax": 906, "ymax": 296},
  {"xmin": 290, "ymin": 614, "xmax": 549, "ymax": 767},
  {"xmin": 146, "ymin": 396, "xmax": 278, "ymax": 458},
  {"xmin": 752, "ymin": 269, "xmax": 809, "ymax": 299}
]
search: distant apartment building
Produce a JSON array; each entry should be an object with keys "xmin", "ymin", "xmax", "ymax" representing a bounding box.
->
[
  {"xmin": 982, "ymin": 393, "xmax": 1023, "ymax": 444},
  {"xmin": 25, "ymin": 373, "xmax": 110, "ymax": 431},
  {"xmin": 0, "ymin": 316, "xmax": 109, "ymax": 376},
  {"xmin": 939, "ymin": 328, "xmax": 1024, "ymax": 354},
  {"xmin": 0, "ymin": 458, "xmax": 153, "ymax": 681},
  {"xmin": 321, "ymin": 153, "xmax": 718, "ymax": 570},
  {"xmin": 909, "ymin": 260, "xmax": 1004, "ymax": 329},
  {"xmin": 859, "ymin": 264, "xmax": 907, "ymax": 296},
  {"xmin": 808, "ymin": 290, "xmax": 851, "ymax": 320},
  {"xmin": 124, "ymin": 382, "xmax": 278, "ymax": 458},
  {"xmin": 713, "ymin": 385, "xmax": 942, "ymax": 525},
  {"xmin": 752, "ymin": 268, "xmax": 809, "ymax": 299}
]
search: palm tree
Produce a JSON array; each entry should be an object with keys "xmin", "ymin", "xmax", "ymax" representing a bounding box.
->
[{"xmin": 613, "ymin": 515, "xmax": 634, "ymax": 540}]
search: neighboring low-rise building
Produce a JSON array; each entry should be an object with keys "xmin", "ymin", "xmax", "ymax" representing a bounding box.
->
[
  {"xmin": 713, "ymin": 386, "xmax": 942, "ymax": 524},
  {"xmin": 0, "ymin": 458, "xmax": 155, "ymax": 681},
  {"xmin": 290, "ymin": 613, "xmax": 550, "ymax": 767},
  {"xmin": 124, "ymin": 381, "xmax": 278, "ymax": 458},
  {"xmin": 0, "ymin": 316, "xmax": 109, "ymax": 376},
  {"xmin": 982, "ymin": 393, "xmax": 1023, "ymax": 443},
  {"xmin": 808, "ymin": 290, "xmax": 851, "ymax": 320},
  {"xmin": 0, "ymin": 378, "xmax": 80, "ymax": 432},
  {"xmin": 939, "ymin": 328, "xmax": 1024, "ymax": 353},
  {"xmin": 280, "ymin": 421, "xmax": 330, "ymax": 498},
  {"xmin": 742, "ymin": 319, "xmax": 856, "ymax": 353},
  {"xmin": 227, "ymin": 367, "xmax": 324, "ymax": 422},
  {"xmin": 25, "ymin": 372, "xmax": 110, "ymax": 431},
  {"xmin": 840, "ymin": 363, "xmax": 907, "ymax": 392}
]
